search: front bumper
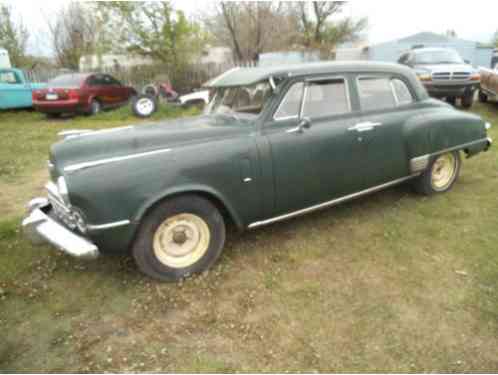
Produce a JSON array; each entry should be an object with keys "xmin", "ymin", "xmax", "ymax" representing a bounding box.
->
[
  {"xmin": 424, "ymin": 82, "xmax": 479, "ymax": 98},
  {"xmin": 22, "ymin": 198, "xmax": 99, "ymax": 259}
]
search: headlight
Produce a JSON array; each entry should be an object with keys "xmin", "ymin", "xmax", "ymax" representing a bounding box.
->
[
  {"xmin": 57, "ymin": 176, "xmax": 70, "ymax": 205},
  {"xmin": 417, "ymin": 73, "xmax": 432, "ymax": 82},
  {"xmin": 485, "ymin": 122, "xmax": 491, "ymax": 130}
]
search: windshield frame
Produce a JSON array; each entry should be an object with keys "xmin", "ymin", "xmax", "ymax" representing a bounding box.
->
[{"xmin": 413, "ymin": 49, "xmax": 464, "ymax": 65}]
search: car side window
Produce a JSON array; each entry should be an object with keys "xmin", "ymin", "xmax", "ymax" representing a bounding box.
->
[
  {"xmin": 357, "ymin": 77, "xmax": 397, "ymax": 111},
  {"xmin": 391, "ymin": 78, "xmax": 414, "ymax": 105},
  {"xmin": 302, "ymin": 78, "xmax": 350, "ymax": 118},
  {"xmin": 274, "ymin": 82, "xmax": 304, "ymax": 120},
  {"xmin": 87, "ymin": 75, "xmax": 100, "ymax": 86}
]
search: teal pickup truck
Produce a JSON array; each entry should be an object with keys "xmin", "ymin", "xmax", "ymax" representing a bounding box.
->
[{"xmin": 0, "ymin": 68, "xmax": 46, "ymax": 110}]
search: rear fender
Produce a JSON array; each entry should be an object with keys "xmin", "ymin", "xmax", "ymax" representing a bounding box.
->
[{"xmin": 403, "ymin": 109, "xmax": 488, "ymax": 174}]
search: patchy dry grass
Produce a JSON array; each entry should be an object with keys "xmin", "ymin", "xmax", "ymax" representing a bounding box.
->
[{"xmin": 1, "ymin": 103, "xmax": 498, "ymax": 372}]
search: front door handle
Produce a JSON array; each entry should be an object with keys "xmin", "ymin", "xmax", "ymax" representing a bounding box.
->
[{"xmin": 348, "ymin": 121, "xmax": 382, "ymax": 132}]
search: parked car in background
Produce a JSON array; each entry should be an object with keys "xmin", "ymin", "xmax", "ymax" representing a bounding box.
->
[
  {"xmin": 0, "ymin": 68, "xmax": 46, "ymax": 110},
  {"xmin": 178, "ymin": 89, "xmax": 210, "ymax": 109},
  {"xmin": 23, "ymin": 62, "xmax": 492, "ymax": 281},
  {"xmin": 398, "ymin": 47, "xmax": 480, "ymax": 108},
  {"xmin": 479, "ymin": 65, "xmax": 498, "ymax": 103},
  {"xmin": 491, "ymin": 48, "xmax": 498, "ymax": 69},
  {"xmin": 32, "ymin": 73, "xmax": 136, "ymax": 117}
]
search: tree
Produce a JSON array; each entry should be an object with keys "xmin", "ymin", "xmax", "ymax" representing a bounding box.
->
[
  {"xmin": 46, "ymin": 2, "xmax": 97, "ymax": 69},
  {"xmin": 293, "ymin": 2, "xmax": 367, "ymax": 51},
  {"xmin": 96, "ymin": 1, "xmax": 206, "ymax": 69},
  {"xmin": 204, "ymin": 2, "xmax": 300, "ymax": 62},
  {"xmin": 0, "ymin": 4, "xmax": 29, "ymax": 67}
]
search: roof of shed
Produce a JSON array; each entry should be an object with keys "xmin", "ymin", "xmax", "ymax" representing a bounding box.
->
[{"xmin": 204, "ymin": 61, "xmax": 411, "ymax": 88}]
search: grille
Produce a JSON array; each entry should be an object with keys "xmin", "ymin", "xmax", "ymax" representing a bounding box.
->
[
  {"xmin": 46, "ymin": 182, "xmax": 77, "ymax": 229},
  {"xmin": 432, "ymin": 72, "xmax": 471, "ymax": 81}
]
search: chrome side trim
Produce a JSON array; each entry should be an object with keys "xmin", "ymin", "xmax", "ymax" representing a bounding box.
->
[
  {"xmin": 248, "ymin": 175, "xmax": 418, "ymax": 229},
  {"xmin": 431, "ymin": 138, "xmax": 490, "ymax": 157},
  {"xmin": 64, "ymin": 148, "xmax": 172, "ymax": 173},
  {"xmin": 410, "ymin": 155, "xmax": 430, "ymax": 174},
  {"xmin": 87, "ymin": 220, "xmax": 131, "ymax": 231}
]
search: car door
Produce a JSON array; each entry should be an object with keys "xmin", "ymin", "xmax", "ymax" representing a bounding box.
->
[
  {"xmin": 107, "ymin": 75, "xmax": 129, "ymax": 103},
  {"xmin": 0, "ymin": 70, "xmax": 31, "ymax": 109},
  {"xmin": 352, "ymin": 74, "xmax": 416, "ymax": 187},
  {"xmin": 262, "ymin": 76, "xmax": 364, "ymax": 217}
]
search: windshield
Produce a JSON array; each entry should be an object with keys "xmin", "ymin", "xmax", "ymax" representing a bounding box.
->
[
  {"xmin": 48, "ymin": 74, "xmax": 87, "ymax": 88},
  {"xmin": 206, "ymin": 81, "xmax": 272, "ymax": 118},
  {"xmin": 413, "ymin": 50, "xmax": 464, "ymax": 65}
]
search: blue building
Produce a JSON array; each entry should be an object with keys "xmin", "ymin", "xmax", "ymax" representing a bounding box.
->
[{"xmin": 368, "ymin": 32, "xmax": 494, "ymax": 68}]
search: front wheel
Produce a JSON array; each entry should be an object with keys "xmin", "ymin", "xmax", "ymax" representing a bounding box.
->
[
  {"xmin": 413, "ymin": 151, "xmax": 461, "ymax": 195},
  {"xmin": 461, "ymin": 91, "xmax": 474, "ymax": 108},
  {"xmin": 132, "ymin": 195, "xmax": 226, "ymax": 282}
]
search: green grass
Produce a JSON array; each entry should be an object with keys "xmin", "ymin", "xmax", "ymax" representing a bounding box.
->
[{"xmin": 1, "ymin": 103, "xmax": 498, "ymax": 372}]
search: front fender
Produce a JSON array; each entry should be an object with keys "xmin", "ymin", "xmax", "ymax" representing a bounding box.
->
[{"xmin": 133, "ymin": 183, "xmax": 244, "ymax": 230}]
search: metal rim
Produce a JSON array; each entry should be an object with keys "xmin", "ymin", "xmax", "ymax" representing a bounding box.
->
[
  {"xmin": 136, "ymin": 98, "xmax": 154, "ymax": 116},
  {"xmin": 92, "ymin": 101, "xmax": 100, "ymax": 114},
  {"xmin": 431, "ymin": 153, "xmax": 457, "ymax": 191},
  {"xmin": 153, "ymin": 213, "xmax": 210, "ymax": 269}
]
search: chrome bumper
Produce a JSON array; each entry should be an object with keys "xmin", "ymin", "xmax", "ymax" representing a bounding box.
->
[{"xmin": 22, "ymin": 198, "xmax": 99, "ymax": 260}]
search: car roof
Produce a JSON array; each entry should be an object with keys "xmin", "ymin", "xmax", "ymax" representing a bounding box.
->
[{"xmin": 204, "ymin": 61, "xmax": 414, "ymax": 88}]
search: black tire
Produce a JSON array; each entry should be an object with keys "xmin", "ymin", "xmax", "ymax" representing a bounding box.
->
[
  {"xmin": 132, "ymin": 195, "xmax": 226, "ymax": 282},
  {"xmin": 478, "ymin": 89, "xmax": 488, "ymax": 103},
  {"xmin": 88, "ymin": 99, "xmax": 101, "ymax": 116},
  {"xmin": 132, "ymin": 94, "xmax": 158, "ymax": 118},
  {"xmin": 446, "ymin": 97, "xmax": 457, "ymax": 106},
  {"xmin": 46, "ymin": 113, "xmax": 61, "ymax": 119},
  {"xmin": 413, "ymin": 151, "xmax": 461, "ymax": 195},
  {"xmin": 461, "ymin": 91, "xmax": 474, "ymax": 109}
]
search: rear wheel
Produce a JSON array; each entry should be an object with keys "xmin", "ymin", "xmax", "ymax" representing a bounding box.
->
[
  {"xmin": 413, "ymin": 151, "xmax": 461, "ymax": 195},
  {"xmin": 478, "ymin": 90, "xmax": 488, "ymax": 103},
  {"xmin": 461, "ymin": 90, "xmax": 474, "ymax": 108},
  {"xmin": 45, "ymin": 113, "xmax": 61, "ymax": 119},
  {"xmin": 132, "ymin": 195, "xmax": 226, "ymax": 282},
  {"xmin": 88, "ymin": 99, "xmax": 101, "ymax": 116}
]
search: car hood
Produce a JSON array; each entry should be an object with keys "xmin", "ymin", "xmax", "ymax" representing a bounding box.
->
[
  {"xmin": 50, "ymin": 115, "xmax": 253, "ymax": 174},
  {"xmin": 414, "ymin": 64, "xmax": 475, "ymax": 73}
]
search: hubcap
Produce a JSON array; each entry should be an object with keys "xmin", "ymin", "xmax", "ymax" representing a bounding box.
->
[
  {"xmin": 431, "ymin": 153, "xmax": 457, "ymax": 190},
  {"xmin": 153, "ymin": 213, "xmax": 210, "ymax": 268},
  {"xmin": 137, "ymin": 98, "xmax": 154, "ymax": 115}
]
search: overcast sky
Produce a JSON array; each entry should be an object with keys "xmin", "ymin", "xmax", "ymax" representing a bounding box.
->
[{"xmin": 3, "ymin": 0, "xmax": 498, "ymax": 57}]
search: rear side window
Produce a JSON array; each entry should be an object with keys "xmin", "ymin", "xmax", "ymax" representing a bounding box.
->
[
  {"xmin": 274, "ymin": 82, "xmax": 304, "ymax": 119},
  {"xmin": 391, "ymin": 79, "xmax": 414, "ymax": 105},
  {"xmin": 358, "ymin": 77, "xmax": 396, "ymax": 111},
  {"xmin": 302, "ymin": 79, "xmax": 350, "ymax": 118}
]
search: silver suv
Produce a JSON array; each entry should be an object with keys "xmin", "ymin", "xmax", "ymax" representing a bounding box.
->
[{"xmin": 398, "ymin": 47, "xmax": 480, "ymax": 108}]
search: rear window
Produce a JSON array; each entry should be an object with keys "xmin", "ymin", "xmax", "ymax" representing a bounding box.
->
[
  {"xmin": 0, "ymin": 71, "xmax": 19, "ymax": 84},
  {"xmin": 48, "ymin": 74, "xmax": 87, "ymax": 88}
]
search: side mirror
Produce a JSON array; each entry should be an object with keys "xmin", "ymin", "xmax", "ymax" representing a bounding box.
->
[
  {"xmin": 286, "ymin": 117, "xmax": 312, "ymax": 134},
  {"xmin": 299, "ymin": 117, "xmax": 311, "ymax": 129},
  {"xmin": 464, "ymin": 59, "xmax": 470, "ymax": 64}
]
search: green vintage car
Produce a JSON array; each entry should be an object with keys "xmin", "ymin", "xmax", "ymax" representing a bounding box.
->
[{"xmin": 23, "ymin": 62, "xmax": 492, "ymax": 281}]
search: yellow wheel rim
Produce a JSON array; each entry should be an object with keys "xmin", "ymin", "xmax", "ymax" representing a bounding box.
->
[
  {"xmin": 153, "ymin": 213, "xmax": 210, "ymax": 269},
  {"xmin": 430, "ymin": 153, "xmax": 457, "ymax": 191}
]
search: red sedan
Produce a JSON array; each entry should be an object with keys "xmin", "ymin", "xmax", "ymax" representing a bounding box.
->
[{"xmin": 33, "ymin": 73, "xmax": 136, "ymax": 117}]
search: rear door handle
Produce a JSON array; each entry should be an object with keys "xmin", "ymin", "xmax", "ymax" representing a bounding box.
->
[{"xmin": 348, "ymin": 121, "xmax": 382, "ymax": 132}]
